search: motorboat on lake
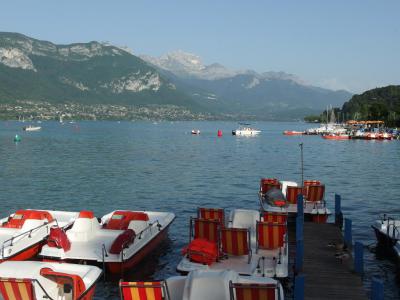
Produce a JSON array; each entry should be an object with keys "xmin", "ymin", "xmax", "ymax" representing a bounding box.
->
[
  {"xmin": 372, "ymin": 215, "xmax": 400, "ymax": 258},
  {"xmin": 232, "ymin": 124, "xmax": 261, "ymax": 136},
  {"xmin": 120, "ymin": 269, "xmax": 284, "ymax": 300},
  {"xmin": 283, "ymin": 130, "xmax": 305, "ymax": 136},
  {"xmin": 176, "ymin": 207, "xmax": 288, "ymax": 278},
  {"xmin": 322, "ymin": 133, "xmax": 351, "ymax": 140},
  {"xmin": 0, "ymin": 261, "xmax": 101, "ymax": 300},
  {"xmin": 191, "ymin": 129, "xmax": 200, "ymax": 135},
  {"xmin": 23, "ymin": 125, "xmax": 41, "ymax": 131},
  {"xmin": 259, "ymin": 178, "xmax": 331, "ymax": 223},
  {"xmin": 0, "ymin": 210, "xmax": 78, "ymax": 262},
  {"xmin": 40, "ymin": 210, "xmax": 175, "ymax": 274}
]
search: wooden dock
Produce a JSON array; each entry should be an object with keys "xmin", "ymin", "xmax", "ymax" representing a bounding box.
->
[{"xmin": 302, "ymin": 222, "xmax": 367, "ymax": 300}]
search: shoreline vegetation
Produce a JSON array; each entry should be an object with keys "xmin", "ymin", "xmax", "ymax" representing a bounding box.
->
[{"xmin": 305, "ymin": 85, "xmax": 400, "ymax": 127}]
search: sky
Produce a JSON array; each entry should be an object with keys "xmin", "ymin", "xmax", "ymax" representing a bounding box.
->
[{"xmin": 0, "ymin": 0, "xmax": 399, "ymax": 93}]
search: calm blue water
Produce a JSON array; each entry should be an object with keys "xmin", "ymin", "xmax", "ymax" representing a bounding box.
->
[{"xmin": 1, "ymin": 121, "xmax": 399, "ymax": 299}]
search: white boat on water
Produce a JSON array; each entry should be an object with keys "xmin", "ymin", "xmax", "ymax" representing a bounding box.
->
[
  {"xmin": 259, "ymin": 178, "xmax": 331, "ymax": 223},
  {"xmin": 40, "ymin": 210, "xmax": 175, "ymax": 274},
  {"xmin": 0, "ymin": 261, "xmax": 102, "ymax": 300},
  {"xmin": 0, "ymin": 210, "xmax": 78, "ymax": 262},
  {"xmin": 177, "ymin": 207, "xmax": 288, "ymax": 278},
  {"xmin": 120, "ymin": 269, "xmax": 284, "ymax": 300},
  {"xmin": 23, "ymin": 125, "xmax": 41, "ymax": 131},
  {"xmin": 232, "ymin": 124, "xmax": 261, "ymax": 136},
  {"xmin": 372, "ymin": 215, "xmax": 400, "ymax": 258}
]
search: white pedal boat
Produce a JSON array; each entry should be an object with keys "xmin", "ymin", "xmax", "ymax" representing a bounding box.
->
[
  {"xmin": 120, "ymin": 269, "xmax": 284, "ymax": 300},
  {"xmin": 40, "ymin": 210, "xmax": 175, "ymax": 274},
  {"xmin": 0, "ymin": 210, "xmax": 78, "ymax": 262},
  {"xmin": 176, "ymin": 208, "xmax": 288, "ymax": 278},
  {"xmin": 0, "ymin": 261, "xmax": 101, "ymax": 300},
  {"xmin": 259, "ymin": 178, "xmax": 331, "ymax": 223},
  {"xmin": 372, "ymin": 215, "xmax": 400, "ymax": 257}
]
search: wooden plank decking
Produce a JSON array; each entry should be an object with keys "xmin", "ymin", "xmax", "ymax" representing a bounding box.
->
[{"xmin": 303, "ymin": 223, "xmax": 367, "ymax": 300}]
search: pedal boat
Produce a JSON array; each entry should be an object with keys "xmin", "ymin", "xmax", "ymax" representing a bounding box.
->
[
  {"xmin": 39, "ymin": 210, "xmax": 175, "ymax": 274},
  {"xmin": 259, "ymin": 178, "xmax": 331, "ymax": 223},
  {"xmin": 176, "ymin": 208, "xmax": 289, "ymax": 278},
  {"xmin": 0, "ymin": 261, "xmax": 101, "ymax": 300},
  {"xmin": 120, "ymin": 269, "xmax": 284, "ymax": 300},
  {"xmin": 372, "ymin": 215, "xmax": 400, "ymax": 257},
  {"xmin": 0, "ymin": 210, "xmax": 78, "ymax": 262}
]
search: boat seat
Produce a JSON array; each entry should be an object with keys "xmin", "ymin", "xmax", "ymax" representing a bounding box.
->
[
  {"xmin": 286, "ymin": 186, "xmax": 303, "ymax": 204},
  {"xmin": 182, "ymin": 270, "xmax": 238, "ymax": 300},
  {"xmin": 0, "ymin": 277, "xmax": 35, "ymax": 300},
  {"xmin": 221, "ymin": 228, "xmax": 251, "ymax": 263},
  {"xmin": 191, "ymin": 218, "xmax": 221, "ymax": 244},
  {"xmin": 262, "ymin": 212, "xmax": 288, "ymax": 224},
  {"xmin": 67, "ymin": 211, "xmax": 100, "ymax": 242},
  {"xmin": 229, "ymin": 281, "xmax": 280, "ymax": 300},
  {"xmin": 260, "ymin": 179, "xmax": 281, "ymax": 195},
  {"xmin": 305, "ymin": 185, "xmax": 325, "ymax": 202},
  {"xmin": 198, "ymin": 208, "xmax": 225, "ymax": 225},
  {"xmin": 230, "ymin": 210, "xmax": 259, "ymax": 231},
  {"xmin": 1, "ymin": 210, "xmax": 53, "ymax": 229},
  {"xmin": 119, "ymin": 280, "xmax": 169, "ymax": 300},
  {"xmin": 104, "ymin": 211, "xmax": 149, "ymax": 231},
  {"xmin": 256, "ymin": 221, "xmax": 286, "ymax": 252}
]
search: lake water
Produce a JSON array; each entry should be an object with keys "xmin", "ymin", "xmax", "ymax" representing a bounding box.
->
[{"xmin": 1, "ymin": 121, "xmax": 399, "ymax": 299}]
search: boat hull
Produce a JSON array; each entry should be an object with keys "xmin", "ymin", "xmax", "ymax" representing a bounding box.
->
[
  {"xmin": 107, "ymin": 222, "xmax": 170, "ymax": 274},
  {"xmin": 0, "ymin": 240, "xmax": 43, "ymax": 263},
  {"xmin": 372, "ymin": 225, "xmax": 398, "ymax": 248},
  {"xmin": 283, "ymin": 131, "xmax": 304, "ymax": 136},
  {"xmin": 322, "ymin": 135, "xmax": 351, "ymax": 140},
  {"xmin": 42, "ymin": 222, "xmax": 173, "ymax": 275}
]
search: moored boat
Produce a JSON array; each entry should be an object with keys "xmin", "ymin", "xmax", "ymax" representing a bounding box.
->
[
  {"xmin": 39, "ymin": 210, "xmax": 175, "ymax": 274},
  {"xmin": 176, "ymin": 207, "xmax": 289, "ymax": 278},
  {"xmin": 372, "ymin": 215, "xmax": 400, "ymax": 248},
  {"xmin": 23, "ymin": 125, "xmax": 41, "ymax": 131},
  {"xmin": 259, "ymin": 178, "xmax": 331, "ymax": 223},
  {"xmin": 322, "ymin": 134, "xmax": 351, "ymax": 140},
  {"xmin": 120, "ymin": 269, "xmax": 284, "ymax": 300},
  {"xmin": 283, "ymin": 130, "xmax": 305, "ymax": 136},
  {"xmin": 0, "ymin": 210, "xmax": 78, "ymax": 262},
  {"xmin": 0, "ymin": 261, "xmax": 102, "ymax": 300},
  {"xmin": 232, "ymin": 123, "xmax": 261, "ymax": 136}
]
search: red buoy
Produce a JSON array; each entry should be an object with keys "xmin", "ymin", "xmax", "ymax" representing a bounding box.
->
[{"xmin": 217, "ymin": 130, "xmax": 222, "ymax": 137}]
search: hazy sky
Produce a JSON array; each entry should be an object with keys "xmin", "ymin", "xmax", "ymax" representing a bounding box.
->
[{"xmin": 1, "ymin": 0, "xmax": 399, "ymax": 93}]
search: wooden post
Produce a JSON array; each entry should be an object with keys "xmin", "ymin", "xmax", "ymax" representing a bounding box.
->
[
  {"xmin": 354, "ymin": 241, "xmax": 364, "ymax": 274},
  {"xmin": 371, "ymin": 276, "xmax": 384, "ymax": 300},
  {"xmin": 344, "ymin": 218, "xmax": 352, "ymax": 247},
  {"xmin": 294, "ymin": 274, "xmax": 305, "ymax": 300},
  {"xmin": 297, "ymin": 194, "xmax": 304, "ymax": 216},
  {"xmin": 335, "ymin": 194, "xmax": 343, "ymax": 228}
]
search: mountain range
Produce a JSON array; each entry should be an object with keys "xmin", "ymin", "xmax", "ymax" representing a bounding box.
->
[{"xmin": 0, "ymin": 32, "xmax": 352, "ymax": 120}]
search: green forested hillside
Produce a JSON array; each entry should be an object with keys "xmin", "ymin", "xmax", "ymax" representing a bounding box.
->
[{"xmin": 341, "ymin": 85, "xmax": 400, "ymax": 126}]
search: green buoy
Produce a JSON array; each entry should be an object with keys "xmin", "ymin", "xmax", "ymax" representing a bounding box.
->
[{"xmin": 14, "ymin": 134, "xmax": 21, "ymax": 142}]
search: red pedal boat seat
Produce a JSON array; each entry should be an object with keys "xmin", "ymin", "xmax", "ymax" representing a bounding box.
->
[
  {"xmin": 109, "ymin": 229, "xmax": 136, "ymax": 254},
  {"xmin": 104, "ymin": 211, "xmax": 149, "ymax": 230},
  {"xmin": 1, "ymin": 210, "xmax": 54, "ymax": 229}
]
